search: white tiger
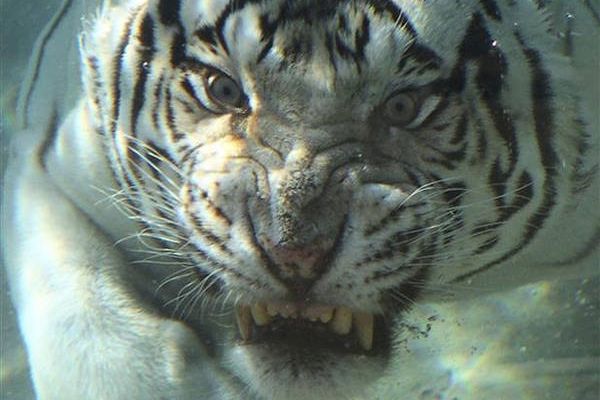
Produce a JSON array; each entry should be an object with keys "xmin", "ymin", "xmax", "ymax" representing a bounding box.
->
[{"xmin": 2, "ymin": 0, "xmax": 598, "ymax": 399}]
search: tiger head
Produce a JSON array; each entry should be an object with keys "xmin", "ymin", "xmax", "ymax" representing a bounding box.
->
[{"xmin": 82, "ymin": 0, "xmax": 582, "ymax": 398}]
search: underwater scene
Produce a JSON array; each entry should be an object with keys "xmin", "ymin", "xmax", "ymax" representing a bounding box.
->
[{"xmin": 1, "ymin": 1, "xmax": 598, "ymax": 399}]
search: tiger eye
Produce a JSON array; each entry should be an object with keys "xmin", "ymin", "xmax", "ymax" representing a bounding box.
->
[
  {"xmin": 383, "ymin": 92, "xmax": 419, "ymax": 126},
  {"xmin": 207, "ymin": 73, "xmax": 243, "ymax": 108}
]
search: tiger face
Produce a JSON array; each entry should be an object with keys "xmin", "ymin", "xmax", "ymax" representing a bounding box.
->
[{"xmin": 79, "ymin": 0, "xmax": 592, "ymax": 398}]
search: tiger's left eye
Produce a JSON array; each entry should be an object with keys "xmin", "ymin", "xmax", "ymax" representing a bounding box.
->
[
  {"xmin": 383, "ymin": 92, "xmax": 419, "ymax": 126},
  {"xmin": 206, "ymin": 73, "xmax": 244, "ymax": 109}
]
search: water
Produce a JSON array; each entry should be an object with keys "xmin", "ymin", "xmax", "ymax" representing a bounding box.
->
[
  {"xmin": 0, "ymin": 1, "xmax": 598, "ymax": 399},
  {"xmin": 367, "ymin": 278, "xmax": 599, "ymax": 399}
]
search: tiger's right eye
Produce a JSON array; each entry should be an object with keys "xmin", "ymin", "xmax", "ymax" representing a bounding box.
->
[
  {"xmin": 382, "ymin": 92, "xmax": 419, "ymax": 126},
  {"xmin": 206, "ymin": 73, "xmax": 244, "ymax": 109}
]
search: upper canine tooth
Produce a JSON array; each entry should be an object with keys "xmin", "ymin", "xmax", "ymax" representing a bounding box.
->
[
  {"xmin": 353, "ymin": 312, "xmax": 374, "ymax": 351},
  {"xmin": 331, "ymin": 307, "xmax": 352, "ymax": 335},
  {"xmin": 251, "ymin": 303, "xmax": 271, "ymax": 326},
  {"xmin": 235, "ymin": 305, "xmax": 252, "ymax": 341}
]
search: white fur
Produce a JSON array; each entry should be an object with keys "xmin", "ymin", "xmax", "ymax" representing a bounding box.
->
[{"xmin": 2, "ymin": 1, "xmax": 598, "ymax": 399}]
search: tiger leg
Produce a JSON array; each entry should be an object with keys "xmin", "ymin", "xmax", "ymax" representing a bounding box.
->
[{"xmin": 2, "ymin": 134, "xmax": 219, "ymax": 400}]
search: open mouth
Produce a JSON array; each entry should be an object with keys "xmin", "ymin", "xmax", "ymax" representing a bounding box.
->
[{"xmin": 235, "ymin": 303, "xmax": 391, "ymax": 355}]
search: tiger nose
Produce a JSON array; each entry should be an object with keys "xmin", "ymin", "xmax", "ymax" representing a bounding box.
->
[{"xmin": 259, "ymin": 236, "xmax": 337, "ymax": 296}]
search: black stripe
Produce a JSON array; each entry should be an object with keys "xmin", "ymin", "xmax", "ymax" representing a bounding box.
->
[
  {"xmin": 151, "ymin": 74, "xmax": 165, "ymax": 130},
  {"xmin": 195, "ymin": 187, "xmax": 233, "ymax": 227},
  {"xmin": 573, "ymin": 163, "xmax": 598, "ymax": 195},
  {"xmin": 515, "ymin": 30, "xmax": 558, "ymax": 237},
  {"xmin": 335, "ymin": 33, "xmax": 355, "ymax": 60},
  {"xmin": 131, "ymin": 14, "xmax": 157, "ymax": 135},
  {"xmin": 354, "ymin": 15, "xmax": 370, "ymax": 61},
  {"xmin": 185, "ymin": 184, "xmax": 233, "ymax": 255},
  {"xmin": 461, "ymin": 14, "xmax": 517, "ymax": 194},
  {"xmin": 39, "ymin": 108, "xmax": 59, "ymax": 169},
  {"xmin": 147, "ymin": 140, "xmax": 178, "ymax": 167},
  {"xmin": 257, "ymin": 36, "xmax": 274, "ymax": 64},
  {"xmin": 165, "ymin": 88, "xmax": 186, "ymax": 141},
  {"xmin": 278, "ymin": 0, "xmax": 338, "ymax": 24},
  {"xmin": 194, "ymin": 26, "xmax": 217, "ymax": 46},
  {"xmin": 258, "ymin": 12, "xmax": 278, "ymax": 41},
  {"xmin": 125, "ymin": 138, "xmax": 144, "ymax": 183},
  {"xmin": 324, "ymin": 32, "xmax": 338, "ymax": 72},
  {"xmin": 256, "ymin": 13, "xmax": 277, "ymax": 63},
  {"xmin": 414, "ymin": 95, "xmax": 451, "ymax": 131},
  {"xmin": 398, "ymin": 42, "xmax": 442, "ymax": 74},
  {"xmin": 121, "ymin": 170, "xmax": 142, "ymax": 219},
  {"xmin": 170, "ymin": 31, "xmax": 188, "ymax": 66},
  {"xmin": 188, "ymin": 215, "xmax": 233, "ymax": 257},
  {"xmin": 365, "ymin": 0, "xmax": 417, "ymax": 38},
  {"xmin": 489, "ymin": 158, "xmax": 507, "ymax": 210},
  {"xmin": 501, "ymin": 170, "xmax": 534, "ymax": 220},
  {"xmin": 452, "ymin": 31, "xmax": 559, "ymax": 283},
  {"xmin": 282, "ymin": 38, "xmax": 307, "ymax": 63},
  {"xmin": 212, "ymin": 0, "xmax": 266, "ymax": 55},
  {"xmin": 471, "ymin": 220, "xmax": 503, "ymax": 236},
  {"xmin": 470, "ymin": 115, "xmax": 488, "ymax": 164},
  {"xmin": 473, "ymin": 235, "xmax": 499, "ymax": 254},
  {"xmin": 450, "ymin": 113, "xmax": 469, "ymax": 145},
  {"xmin": 21, "ymin": 0, "xmax": 74, "ymax": 128},
  {"xmin": 181, "ymin": 77, "xmax": 211, "ymax": 113},
  {"xmin": 433, "ymin": 179, "xmax": 467, "ymax": 245},
  {"xmin": 214, "ymin": 4, "xmax": 234, "ymax": 55},
  {"xmin": 84, "ymin": 55, "xmax": 106, "ymax": 135},
  {"xmin": 370, "ymin": 238, "xmax": 435, "ymax": 285},
  {"xmin": 427, "ymin": 142, "xmax": 468, "ymax": 167},
  {"xmin": 143, "ymin": 169, "xmax": 180, "ymax": 231},
  {"xmin": 86, "ymin": 54, "xmax": 120, "ymax": 187},
  {"xmin": 110, "ymin": 11, "xmax": 139, "ymax": 141},
  {"xmin": 157, "ymin": 0, "xmax": 181, "ymax": 26},
  {"xmin": 338, "ymin": 14, "xmax": 348, "ymax": 31},
  {"xmin": 478, "ymin": 0, "xmax": 502, "ymax": 20},
  {"xmin": 362, "ymin": 199, "xmax": 428, "ymax": 237}
]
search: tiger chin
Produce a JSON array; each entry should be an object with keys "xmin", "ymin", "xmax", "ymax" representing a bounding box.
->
[{"xmin": 2, "ymin": 0, "xmax": 598, "ymax": 399}]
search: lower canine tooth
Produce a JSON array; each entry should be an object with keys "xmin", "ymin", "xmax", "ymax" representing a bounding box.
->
[
  {"xmin": 251, "ymin": 304, "xmax": 271, "ymax": 326},
  {"xmin": 353, "ymin": 312, "xmax": 374, "ymax": 351},
  {"xmin": 331, "ymin": 307, "xmax": 352, "ymax": 335},
  {"xmin": 236, "ymin": 306, "xmax": 252, "ymax": 341}
]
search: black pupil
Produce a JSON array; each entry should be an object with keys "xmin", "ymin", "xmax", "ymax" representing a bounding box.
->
[
  {"xmin": 214, "ymin": 77, "xmax": 239, "ymax": 104},
  {"xmin": 220, "ymin": 84, "xmax": 233, "ymax": 97},
  {"xmin": 394, "ymin": 99, "xmax": 405, "ymax": 113}
]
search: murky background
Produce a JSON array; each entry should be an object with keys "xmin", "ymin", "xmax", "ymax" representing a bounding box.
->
[{"xmin": 1, "ymin": 1, "xmax": 598, "ymax": 399}]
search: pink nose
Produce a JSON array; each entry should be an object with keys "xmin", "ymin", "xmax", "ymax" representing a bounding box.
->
[{"xmin": 259, "ymin": 236, "xmax": 335, "ymax": 283}]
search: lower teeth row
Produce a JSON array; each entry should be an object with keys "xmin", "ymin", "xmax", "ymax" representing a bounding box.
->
[{"xmin": 235, "ymin": 305, "xmax": 374, "ymax": 351}]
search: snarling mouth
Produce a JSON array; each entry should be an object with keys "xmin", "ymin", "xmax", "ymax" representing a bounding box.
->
[{"xmin": 235, "ymin": 303, "xmax": 391, "ymax": 354}]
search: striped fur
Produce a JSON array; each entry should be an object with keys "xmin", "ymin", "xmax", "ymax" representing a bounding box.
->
[{"xmin": 3, "ymin": 1, "xmax": 598, "ymax": 399}]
